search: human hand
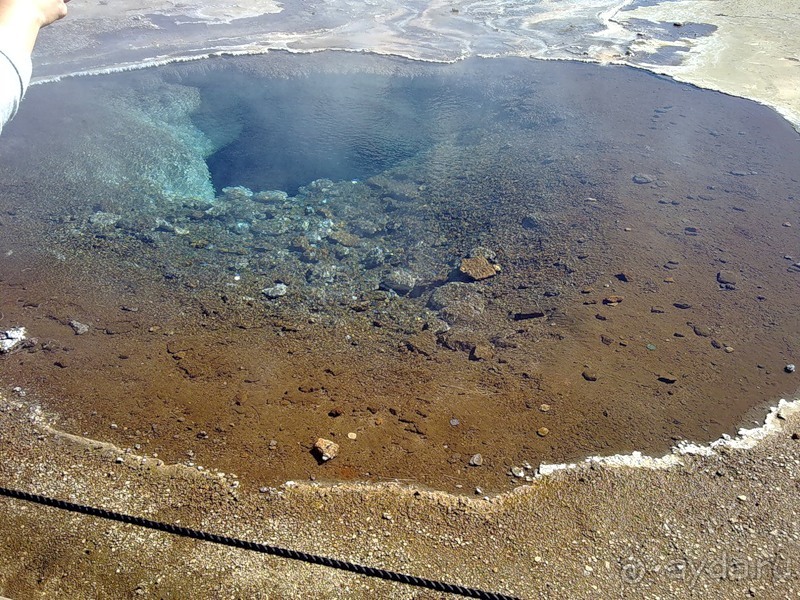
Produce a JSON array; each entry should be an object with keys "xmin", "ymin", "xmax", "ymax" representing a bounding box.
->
[
  {"xmin": 0, "ymin": 0, "xmax": 70, "ymax": 27},
  {"xmin": 0, "ymin": 0, "xmax": 70, "ymax": 53},
  {"xmin": 33, "ymin": 0, "xmax": 70, "ymax": 27}
]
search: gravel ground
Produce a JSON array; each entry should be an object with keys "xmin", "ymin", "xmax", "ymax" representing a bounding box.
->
[{"xmin": 1, "ymin": 392, "xmax": 799, "ymax": 599}]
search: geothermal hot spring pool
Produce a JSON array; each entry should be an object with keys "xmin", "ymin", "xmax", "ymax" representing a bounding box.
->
[{"xmin": 0, "ymin": 52, "xmax": 798, "ymax": 492}]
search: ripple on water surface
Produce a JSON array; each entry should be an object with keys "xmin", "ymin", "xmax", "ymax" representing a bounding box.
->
[{"xmin": 1, "ymin": 52, "xmax": 798, "ymax": 492}]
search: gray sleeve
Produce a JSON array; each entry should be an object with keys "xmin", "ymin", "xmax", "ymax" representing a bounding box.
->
[{"xmin": 0, "ymin": 45, "xmax": 33, "ymax": 134}]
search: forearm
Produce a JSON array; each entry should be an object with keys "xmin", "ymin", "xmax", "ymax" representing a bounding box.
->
[
  {"xmin": 0, "ymin": 41, "xmax": 32, "ymax": 132},
  {"xmin": 0, "ymin": 0, "xmax": 68, "ymax": 132}
]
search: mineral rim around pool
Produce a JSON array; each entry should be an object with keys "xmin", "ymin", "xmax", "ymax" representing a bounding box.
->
[{"xmin": 0, "ymin": 52, "xmax": 798, "ymax": 493}]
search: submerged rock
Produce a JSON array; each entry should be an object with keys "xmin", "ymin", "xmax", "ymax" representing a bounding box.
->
[
  {"xmin": 362, "ymin": 247, "xmax": 386, "ymax": 269},
  {"xmin": 366, "ymin": 174, "xmax": 421, "ymax": 203},
  {"xmin": 263, "ymin": 283, "xmax": 288, "ymax": 299},
  {"xmin": 155, "ymin": 218, "xmax": 189, "ymax": 235},
  {"xmin": 521, "ymin": 214, "xmax": 541, "ymax": 230},
  {"xmin": 467, "ymin": 246, "xmax": 497, "ymax": 261},
  {"xmin": 327, "ymin": 229, "xmax": 361, "ymax": 247},
  {"xmin": 469, "ymin": 343, "xmax": 494, "ymax": 361},
  {"xmin": 89, "ymin": 211, "xmax": 121, "ymax": 228},
  {"xmin": 221, "ymin": 186, "xmax": 254, "ymax": 202},
  {"xmin": 381, "ymin": 269, "xmax": 417, "ymax": 294},
  {"xmin": 429, "ymin": 282, "xmax": 486, "ymax": 324},
  {"xmin": 253, "ymin": 190, "xmax": 288, "ymax": 204},
  {"xmin": 459, "ymin": 256, "xmax": 498, "ymax": 281}
]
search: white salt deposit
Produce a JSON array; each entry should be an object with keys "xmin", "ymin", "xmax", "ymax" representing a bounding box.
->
[{"xmin": 538, "ymin": 398, "xmax": 800, "ymax": 477}]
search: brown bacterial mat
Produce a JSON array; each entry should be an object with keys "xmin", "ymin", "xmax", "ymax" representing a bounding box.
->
[{"xmin": 0, "ymin": 52, "xmax": 798, "ymax": 493}]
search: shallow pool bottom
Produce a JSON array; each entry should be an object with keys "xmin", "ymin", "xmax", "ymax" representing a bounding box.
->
[{"xmin": 0, "ymin": 52, "xmax": 799, "ymax": 492}]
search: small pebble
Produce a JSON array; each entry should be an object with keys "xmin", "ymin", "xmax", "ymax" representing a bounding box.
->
[
  {"xmin": 537, "ymin": 427, "xmax": 550, "ymax": 437},
  {"xmin": 582, "ymin": 369, "xmax": 598, "ymax": 382},
  {"xmin": 786, "ymin": 364, "xmax": 796, "ymax": 373},
  {"xmin": 469, "ymin": 453, "xmax": 484, "ymax": 467},
  {"xmin": 539, "ymin": 403, "xmax": 551, "ymax": 413},
  {"xmin": 511, "ymin": 466, "xmax": 525, "ymax": 478},
  {"xmin": 449, "ymin": 418, "xmax": 460, "ymax": 427},
  {"xmin": 347, "ymin": 432, "xmax": 357, "ymax": 440},
  {"xmin": 724, "ymin": 346, "xmax": 734, "ymax": 353}
]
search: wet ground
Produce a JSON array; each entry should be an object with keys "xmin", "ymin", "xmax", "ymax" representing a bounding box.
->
[{"xmin": 0, "ymin": 52, "xmax": 798, "ymax": 494}]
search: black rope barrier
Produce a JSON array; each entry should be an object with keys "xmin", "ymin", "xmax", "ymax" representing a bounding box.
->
[{"xmin": 0, "ymin": 486, "xmax": 520, "ymax": 600}]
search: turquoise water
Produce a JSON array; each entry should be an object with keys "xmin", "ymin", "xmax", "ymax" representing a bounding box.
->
[{"xmin": 2, "ymin": 52, "xmax": 798, "ymax": 314}]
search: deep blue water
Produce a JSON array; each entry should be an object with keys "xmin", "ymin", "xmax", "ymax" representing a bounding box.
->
[{"xmin": 194, "ymin": 70, "xmax": 452, "ymax": 195}]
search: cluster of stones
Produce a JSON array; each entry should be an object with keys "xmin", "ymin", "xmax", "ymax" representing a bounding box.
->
[{"xmin": 83, "ymin": 176, "xmax": 509, "ymax": 333}]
